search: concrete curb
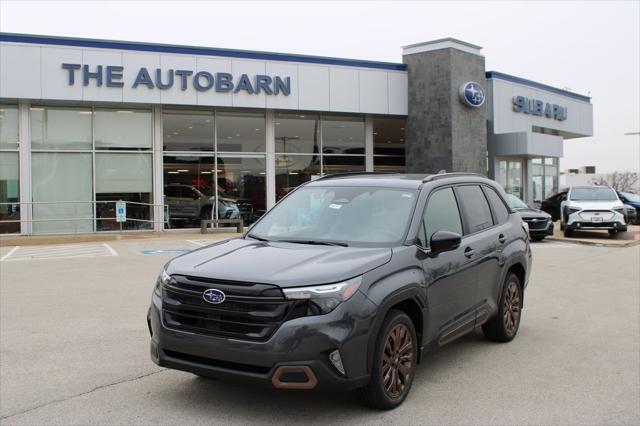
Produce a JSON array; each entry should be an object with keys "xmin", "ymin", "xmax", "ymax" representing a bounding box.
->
[
  {"xmin": 546, "ymin": 236, "xmax": 640, "ymax": 248},
  {"xmin": 0, "ymin": 231, "xmax": 241, "ymax": 247}
]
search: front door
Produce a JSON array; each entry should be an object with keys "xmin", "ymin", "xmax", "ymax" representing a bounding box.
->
[{"xmin": 419, "ymin": 186, "xmax": 477, "ymax": 346}]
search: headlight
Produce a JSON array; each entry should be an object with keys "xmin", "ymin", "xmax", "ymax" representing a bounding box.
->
[
  {"xmin": 612, "ymin": 207, "xmax": 626, "ymax": 215},
  {"xmin": 282, "ymin": 276, "xmax": 362, "ymax": 315},
  {"xmin": 154, "ymin": 268, "xmax": 175, "ymax": 297},
  {"xmin": 566, "ymin": 207, "xmax": 581, "ymax": 215}
]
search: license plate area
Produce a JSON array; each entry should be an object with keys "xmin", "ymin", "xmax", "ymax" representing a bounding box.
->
[{"xmin": 591, "ymin": 217, "xmax": 603, "ymax": 223}]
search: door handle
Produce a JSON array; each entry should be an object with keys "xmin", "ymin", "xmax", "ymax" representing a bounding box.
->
[
  {"xmin": 498, "ymin": 234, "xmax": 506, "ymax": 244},
  {"xmin": 464, "ymin": 247, "xmax": 475, "ymax": 258}
]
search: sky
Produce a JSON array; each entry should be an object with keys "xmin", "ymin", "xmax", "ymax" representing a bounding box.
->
[{"xmin": 1, "ymin": 0, "xmax": 639, "ymax": 174}]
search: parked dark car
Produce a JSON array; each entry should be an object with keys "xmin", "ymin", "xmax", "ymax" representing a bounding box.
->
[
  {"xmin": 506, "ymin": 194, "xmax": 554, "ymax": 241},
  {"xmin": 540, "ymin": 191, "xmax": 567, "ymax": 221},
  {"xmin": 617, "ymin": 191, "xmax": 640, "ymax": 225},
  {"xmin": 148, "ymin": 172, "xmax": 532, "ymax": 410}
]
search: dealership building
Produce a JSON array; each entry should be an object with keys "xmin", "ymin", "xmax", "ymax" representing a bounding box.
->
[{"xmin": 0, "ymin": 34, "xmax": 593, "ymax": 235}]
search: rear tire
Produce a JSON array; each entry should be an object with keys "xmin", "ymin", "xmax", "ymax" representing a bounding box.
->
[
  {"xmin": 353, "ymin": 310, "xmax": 417, "ymax": 410},
  {"xmin": 483, "ymin": 273, "xmax": 523, "ymax": 343},
  {"xmin": 530, "ymin": 236, "xmax": 545, "ymax": 242}
]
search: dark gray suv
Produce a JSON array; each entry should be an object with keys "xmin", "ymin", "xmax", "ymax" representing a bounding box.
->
[{"xmin": 148, "ymin": 173, "xmax": 531, "ymax": 409}]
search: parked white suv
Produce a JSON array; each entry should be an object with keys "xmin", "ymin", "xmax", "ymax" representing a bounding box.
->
[{"xmin": 560, "ymin": 186, "xmax": 627, "ymax": 237}]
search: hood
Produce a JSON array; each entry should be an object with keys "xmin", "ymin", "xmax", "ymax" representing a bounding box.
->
[
  {"xmin": 515, "ymin": 207, "xmax": 550, "ymax": 219},
  {"xmin": 166, "ymin": 238, "xmax": 392, "ymax": 288},
  {"xmin": 566, "ymin": 200, "xmax": 623, "ymax": 210},
  {"xmin": 623, "ymin": 200, "xmax": 640, "ymax": 209}
]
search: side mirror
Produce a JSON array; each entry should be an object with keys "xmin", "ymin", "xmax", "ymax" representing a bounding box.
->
[{"xmin": 430, "ymin": 231, "xmax": 461, "ymax": 254}]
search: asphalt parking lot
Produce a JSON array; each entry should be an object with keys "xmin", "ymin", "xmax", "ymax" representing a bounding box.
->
[{"xmin": 1, "ymin": 236, "xmax": 639, "ymax": 425}]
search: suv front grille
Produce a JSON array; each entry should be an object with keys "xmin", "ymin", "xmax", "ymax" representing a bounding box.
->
[
  {"xmin": 162, "ymin": 275, "xmax": 304, "ymax": 341},
  {"xmin": 523, "ymin": 217, "xmax": 549, "ymax": 230}
]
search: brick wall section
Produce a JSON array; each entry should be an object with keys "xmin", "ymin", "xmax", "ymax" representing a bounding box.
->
[{"xmin": 403, "ymin": 48, "xmax": 487, "ymax": 175}]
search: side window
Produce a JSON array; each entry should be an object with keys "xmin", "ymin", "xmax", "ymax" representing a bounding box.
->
[
  {"xmin": 484, "ymin": 187, "xmax": 510, "ymax": 224},
  {"xmin": 456, "ymin": 185, "xmax": 494, "ymax": 234},
  {"xmin": 165, "ymin": 186, "xmax": 181, "ymax": 197},
  {"xmin": 422, "ymin": 187, "xmax": 463, "ymax": 247}
]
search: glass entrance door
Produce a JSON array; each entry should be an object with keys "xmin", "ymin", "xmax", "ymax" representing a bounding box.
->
[{"xmin": 496, "ymin": 158, "xmax": 524, "ymax": 200}]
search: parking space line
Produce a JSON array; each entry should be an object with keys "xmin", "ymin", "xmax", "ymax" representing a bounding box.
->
[
  {"xmin": 185, "ymin": 239, "xmax": 206, "ymax": 247},
  {"xmin": 1, "ymin": 244, "xmax": 118, "ymax": 261},
  {"xmin": 103, "ymin": 243, "xmax": 119, "ymax": 256},
  {"xmin": 0, "ymin": 246, "xmax": 20, "ymax": 262}
]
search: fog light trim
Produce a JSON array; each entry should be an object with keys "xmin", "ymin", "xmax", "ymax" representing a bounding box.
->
[{"xmin": 329, "ymin": 349, "xmax": 345, "ymax": 375}]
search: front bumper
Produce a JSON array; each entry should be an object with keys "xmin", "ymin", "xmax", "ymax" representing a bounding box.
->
[
  {"xmin": 147, "ymin": 290, "xmax": 376, "ymax": 391},
  {"xmin": 566, "ymin": 210, "xmax": 626, "ymax": 231}
]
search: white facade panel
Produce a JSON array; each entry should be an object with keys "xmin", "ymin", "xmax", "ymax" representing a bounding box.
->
[
  {"xmin": 329, "ymin": 67, "xmax": 359, "ymax": 112},
  {"xmin": 231, "ymin": 59, "xmax": 266, "ymax": 109},
  {"xmin": 196, "ymin": 57, "xmax": 232, "ymax": 107},
  {"xmin": 122, "ymin": 52, "xmax": 161, "ymax": 104},
  {"xmin": 159, "ymin": 55, "xmax": 197, "ymax": 105},
  {"xmin": 489, "ymin": 78, "xmax": 593, "ymax": 138},
  {"xmin": 297, "ymin": 65, "xmax": 330, "ymax": 111},
  {"xmin": 82, "ymin": 50, "xmax": 123, "ymax": 103},
  {"xmin": 0, "ymin": 41, "xmax": 407, "ymax": 116},
  {"xmin": 359, "ymin": 70, "xmax": 388, "ymax": 114},
  {"xmin": 265, "ymin": 62, "xmax": 298, "ymax": 110},
  {"xmin": 0, "ymin": 44, "xmax": 41, "ymax": 99},
  {"xmin": 41, "ymin": 47, "xmax": 83, "ymax": 100},
  {"xmin": 387, "ymin": 72, "xmax": 408, "ymax": 115}
]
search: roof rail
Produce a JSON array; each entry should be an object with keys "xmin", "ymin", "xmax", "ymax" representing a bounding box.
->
[
  {"xmin": 314, "ymin": 171, "xmax": 393, "ymax": 181},
  {"xmin": 422, "ymin": 172, "xmax": 485, "ymax": 183}
]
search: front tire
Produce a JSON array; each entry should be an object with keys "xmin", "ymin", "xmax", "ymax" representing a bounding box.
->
[
  {"xmin": 354, "ymin": 310, "xmax": 417, "ymax": 410},
  {"xmin": 564, "ymin": 227, "xmax": 573, "ymax": 237},
  {"xmin": 483, "ymin": 273, "xmax": 523, "ymax": 342}
]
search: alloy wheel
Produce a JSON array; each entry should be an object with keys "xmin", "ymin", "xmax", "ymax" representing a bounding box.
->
[
  {"xmin": 503, "ymin": 281, "xmax": 521, "ymax": 334},
  {"xmin": 381, "ymin": 324, "xmax": 414, "ymax": 398}
]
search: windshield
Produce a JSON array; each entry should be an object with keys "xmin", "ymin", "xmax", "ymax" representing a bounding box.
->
[
  {"xmin": 570, "ymin": 187, "xmax": 618, "ymax": 201},
  {"xmin": 248, "ymin": 186, "xmax": 418, "ymax": 246},
  {"xmin": 620, "ymin": 191, "xmax": 640, "ymax": 202},
  {"xmin": 506, "ymin": 194, "xmax": 529, "ymax": 209}
]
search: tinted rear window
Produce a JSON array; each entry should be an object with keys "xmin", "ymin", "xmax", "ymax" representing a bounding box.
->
[{"xmin": 456, "ymin": 185, "xmax": 494, "ymax": 234}]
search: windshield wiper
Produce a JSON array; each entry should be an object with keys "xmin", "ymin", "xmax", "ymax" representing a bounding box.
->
[
  {"xmin": 277, "ymin": 239, "xmax": 349, "ymax": 247},
  {"xmin": 247, "ymin": 233, "xmax": 270, "ymax": 242}
]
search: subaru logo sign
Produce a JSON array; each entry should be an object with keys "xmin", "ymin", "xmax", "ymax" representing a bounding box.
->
[
  {"xmin": 203, "ymin": 288, "xmax": 226, "ymax": 304},
  {"xmin": 459, "ymin": 81, "xmax": 485, "ymax": 108}
]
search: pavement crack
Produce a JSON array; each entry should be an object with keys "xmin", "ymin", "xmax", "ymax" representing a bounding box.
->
[{"xmin": 0, "ymin": 368, "xmax": 167, "ymax": 421}]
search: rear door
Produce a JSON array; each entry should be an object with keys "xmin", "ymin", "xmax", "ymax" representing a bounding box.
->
[{"xmin": 453, "ymin": 185, "xmax": 502, "ymax": 326}]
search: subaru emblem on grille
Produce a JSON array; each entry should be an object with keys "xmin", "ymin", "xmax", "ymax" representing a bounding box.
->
[{"xmin": 203, "ymin": 288, "xmax": 226, "ymax": 304}]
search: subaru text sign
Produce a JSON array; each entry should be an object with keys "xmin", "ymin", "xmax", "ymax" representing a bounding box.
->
[
  {"xmin": 61, "ymin": 63, "xmax": 291, "ymax": 95},
  {"xmin": 513, "ymin": 96, "xmax": 567, "ymax": 121},
  {"xmin": 459, "ymin": 82, "xmax": 485, "ymax": 108}
]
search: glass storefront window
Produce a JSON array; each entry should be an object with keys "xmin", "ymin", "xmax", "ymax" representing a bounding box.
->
[
  {"xmin": 217, "ymin": 111, "xmax": 265, "ymax": 153},
  {"xmin": 95, "ymin": 109, "xmax": 152, "ymax": 150},
  {"xmin": 374, "ymin": 156, "xmax": 406, "ymax": 173},
  {"xmin": 275, "ymin": 155, "xmax": 321, "ymax": 201},
  {"xmin": 321, "ymin": 115, "xmax": 365, "ymax": 155},
  {"xmin": 0, "ymin": 152, "xmax": 20, "ymax": 233},
  {"xmin": 217, "ymin": 156, "xmax": 266, "ymax": 223},
  {"xmin": 0, "ymin": 105, "xmax": 19, "ymax": 148},
  {"xmin": 163, "ymin": 111, "xmax": 214, "ymax": 152},
  {"xmin": 31, "ymin": 107, "xmax": 92, "ymax": 150},
  {"xmin": 32, "ymin": 153, "xmax": 93, "ymax": 234},
  {"xmin": 532, "ymin": 157, "xmax": 558, "ymax": 202},
  {"xmin": 373, "ymin": 117, "xmax": 405, "ymax": 156},
  {"xmin": 275, "ymin": 113, "xmax": 320, "ymax": 154},
  {"xmin": 95, "ymin": 153, "xmax": 153, "ymax": 230},
  {"xmin": 163, "ymin": 156, "xmax": 215, "ymax": 229},
  {"xmin": 323, "ymin": 155, "xmax": 365, "ymax": 174}
]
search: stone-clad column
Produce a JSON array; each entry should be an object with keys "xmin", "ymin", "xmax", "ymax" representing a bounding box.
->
[{"xmin": 402, "ymin": 38, "xmax": 487, "ymax": 175}]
